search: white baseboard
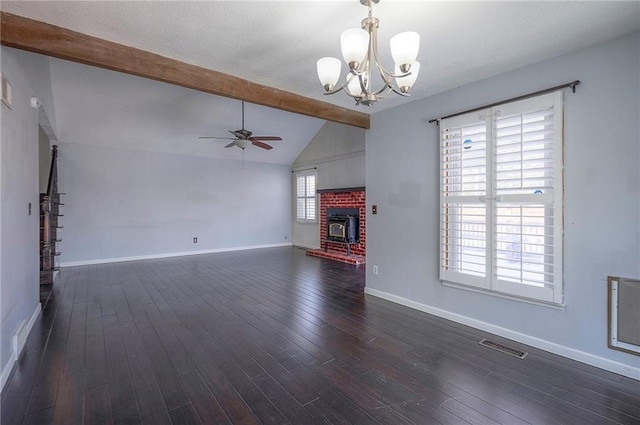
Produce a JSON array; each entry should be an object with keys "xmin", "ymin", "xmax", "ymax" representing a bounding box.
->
[
  {"xmin": 0, "ymin": 351, "xmax": 16, "ymax": 394},
  {"xmin": 60, "ymin": 242, "xmax": 294, "ymax": 267},
  {"xmin": 364, "ymin": 287, "xmax": 640, "ymax": 380},
  {"xmin": 1, "ymin": 303, "xmax": 41, "ymax": 393},
  {"xmin": 293, "ymin": 243, "xmax": 321, "ymax": 250}
]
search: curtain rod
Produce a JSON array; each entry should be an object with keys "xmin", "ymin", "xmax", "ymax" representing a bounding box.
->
[
  {"xmin": 291, "ymin": 166, "xmax": 317, "ymax": 173},
  {"xmin": 428, "ymin": 80, "xmax": 580, "ymax": 125}
]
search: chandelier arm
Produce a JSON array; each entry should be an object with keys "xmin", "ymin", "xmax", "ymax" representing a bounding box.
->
[
  {"xmin": 360, "ymin": 37, "xmax": 372, "ymax": 94},
  {"xmin": 371, "ymin": 15, "xmax": 418, "ymax": 88},
  {"xmin": 373, "ymin": 84, "xmax": 411, "ymax": 101},
  {"xmin": 370, "ymin": 58, "xmax": 414, "ymax": 96},
  {"xmin": 388, "ymin": 86, "xmax": 412, "ymax": 97},
  {"xmin": 372, "ymin": 82, "xmax": 394, "ymax": 97},
  {"xmin": 368, "ymin": 73, "xmax": 412, "ymax": 98},
  {"xmin": 370, "ymin": 40, "xmax": 414, "ymax": 93},
  {"xmin": 372, "ymin": 85, "xmax": 393, "ymax": 100},
  {"xmin": 369, "ymin": 19, "xmax": 389, "ymax": 91},
  {"xmin": 322, "ymin": 71, "xmax": 362, "ymax": 96},
  {"xmin": 368, "ymin": 18, "xmax": 410, "ymax": 96},
  {"xmin": 322, "ymin": 85, "xmax": 346, "ymax": 96}
]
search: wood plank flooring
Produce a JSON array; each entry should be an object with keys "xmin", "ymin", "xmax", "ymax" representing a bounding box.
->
[{"xmin": 2, "ymin": 247, "xmax": 639, "ymax": 424}]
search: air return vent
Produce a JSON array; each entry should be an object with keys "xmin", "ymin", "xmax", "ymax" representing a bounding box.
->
[
  {"xmin": 479, "ymin": 339, "xmax": 528, "ymax": 359},
  {"xmin": 608, "ymin": 276, "xmax": 640, "ymax": 356}
]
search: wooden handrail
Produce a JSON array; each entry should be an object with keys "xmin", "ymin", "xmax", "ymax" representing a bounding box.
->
[{"xmin": 46, "ymin": 145, "xmax": 58, "ymax": 197}]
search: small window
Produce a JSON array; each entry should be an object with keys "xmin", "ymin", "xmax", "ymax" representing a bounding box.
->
[
  {"xmin": 296, "ymin": 172, "xmax": 317, "ymax": 222},
  {"xmin": 440, "ymin": 91, "xmax": 564, "ymax": 305}
]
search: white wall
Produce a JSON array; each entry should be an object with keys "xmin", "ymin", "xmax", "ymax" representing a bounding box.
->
[
  {"xmin": 366, "ymin": 32, "xmax": 640, "ymax": 376},
  {"xmin": 58, "ymin": 143, "xmax": 292, "ymax": 264},
  {"xmin": 39, "ymin": 56, "xmax": 298, "ymax": 265},
  {"xmin": 0, "ymin": 48, "xmax": 56, "ymax": 386},
  {"xmin": 292, "ymin": 122, "xmax": 366, "ymax": 248}
]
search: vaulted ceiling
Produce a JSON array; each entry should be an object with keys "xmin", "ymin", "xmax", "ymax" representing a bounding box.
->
[
  {"xmin": 48, "ymin": 57, "xmax": 327, "ymax": 165},
  {"xmin": 2, "ymin": 1, "xmax": 639, "ymax": 164}
]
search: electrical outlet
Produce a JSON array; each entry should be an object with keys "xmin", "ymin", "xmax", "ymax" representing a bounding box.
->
[
  {"xmin": 372, "ymin": 265, "xmax": 379, "ymax": 275},
  {"xmin": 193, "ymin": 237, "xmax": 198, "ymax": 243}
]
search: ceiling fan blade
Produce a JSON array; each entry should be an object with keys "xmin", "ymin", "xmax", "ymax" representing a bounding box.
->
[
  {"xmin": 251, "ymin": 140, "xmax": 273, "ymax": 150},
  {"xmin": 250, "ymin": 136, "xmax": 282, "ymax": 141},
  {"xmin": 199, "ymin": 136, "xmax": 234, "ymax": 140},
  {"xmin": 224, "ymin": 141, "xmax": 237, "ymax": 148}
]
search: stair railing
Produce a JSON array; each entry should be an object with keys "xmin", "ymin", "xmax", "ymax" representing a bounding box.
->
[{"xmin": 40, "ymin": 145, "xmax": 61, "ymax": 282}]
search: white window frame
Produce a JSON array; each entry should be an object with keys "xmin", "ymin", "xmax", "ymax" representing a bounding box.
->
[
  {"xmin": 439, "ymin": 91, "xmax": 564, "ymax": 305},
  {"xmin": 296, "ymin": 171, "xmax": 317, "ymax": 223}
]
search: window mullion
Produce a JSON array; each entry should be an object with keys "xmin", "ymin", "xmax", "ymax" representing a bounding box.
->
[
  {"xmin": 303, "ymin": 177, "xmax": 307, "ymax": 220},
  {"xmin": 305, "ymin": 177, "xmax": 310, "ymax": 220}
]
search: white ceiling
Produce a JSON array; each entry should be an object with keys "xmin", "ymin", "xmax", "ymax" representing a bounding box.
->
[{"xmin": 2, "ymin": 1, "xmax": 639, "ymax": 163}]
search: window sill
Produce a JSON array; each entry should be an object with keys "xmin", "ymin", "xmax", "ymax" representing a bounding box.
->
[
  {"xmin": 441, "ymin": 280, "xmax": 566, "ymax": 311},
  {"xmin": 296, "ymin": 220, "xmax": 318, "ymax": 225}
]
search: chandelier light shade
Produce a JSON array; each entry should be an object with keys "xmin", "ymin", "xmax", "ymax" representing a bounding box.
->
[
  {"xmin": 390, "ymin": 32, "xmax": 420, "ymax": 71},
  {"xmin": 341, "ymin": 29, "xmax": 369, "ymax": 67},
  {"xmin": 317, "ymin": 57, "xmax": 342, "ymax": 92},
  {"xmin": 316, "ymin": 0, "xmax": 420, "ymax": 106},
  {"xmin": 347, "ymin": 75, "xmax": 363, "ymax": 97}
]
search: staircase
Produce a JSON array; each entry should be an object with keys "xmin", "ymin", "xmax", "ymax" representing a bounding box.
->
[{"xmin": 40, "ymin": 145, "xmax": 62, "ymax": 285}]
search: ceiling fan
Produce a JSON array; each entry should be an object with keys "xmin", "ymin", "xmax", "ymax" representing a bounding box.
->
[{"xmin": 199, "ymin": 101, "xmax": 282, "ymax": 150}]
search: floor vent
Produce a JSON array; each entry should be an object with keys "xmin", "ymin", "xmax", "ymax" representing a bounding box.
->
[{"xmin": 479, "ymin": 339, "xmax": 528, "ymax": 359}]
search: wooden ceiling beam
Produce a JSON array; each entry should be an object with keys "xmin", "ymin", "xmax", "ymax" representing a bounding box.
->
[{"xmin": 0, "ymin": 12, "xmax": 370, "ymax": 129}]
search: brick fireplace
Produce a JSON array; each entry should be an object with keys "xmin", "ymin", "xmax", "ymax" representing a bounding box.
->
[{"xmin": 306, "ymin": 187, "xmax": 365, "ymax": 265}]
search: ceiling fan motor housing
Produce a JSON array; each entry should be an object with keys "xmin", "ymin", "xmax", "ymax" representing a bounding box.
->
[{"xmin": 232, "ymin": 128, "xmax": 253, "ymax": 139}]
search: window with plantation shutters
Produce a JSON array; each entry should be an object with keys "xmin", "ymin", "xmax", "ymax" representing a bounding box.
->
[
  {"xmin": 440, "ymin": 91, "xmax": 564, "ymax": 304},
  {"xmin": 296, "ymin": 172, "xmax": 317, "ymax": 222}
]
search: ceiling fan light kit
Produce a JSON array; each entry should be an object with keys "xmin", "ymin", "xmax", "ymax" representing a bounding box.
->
[
  {"xmin": 317, "ymin": 0, "xmax": 420, "ymax": 106},
  {"xmin": 199, "ymin": 101, "xmax": 282, "ymax": 151}
]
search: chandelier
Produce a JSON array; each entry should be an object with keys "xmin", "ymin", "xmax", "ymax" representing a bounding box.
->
[{"xmin": 316, "ymin": 0, "xmax": 420, "ymax": 107}]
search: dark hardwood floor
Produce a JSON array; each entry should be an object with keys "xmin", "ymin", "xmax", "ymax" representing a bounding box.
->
[{"xmin": 2, "ymin": 247, "xmax": 639, "ymax": 424}]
